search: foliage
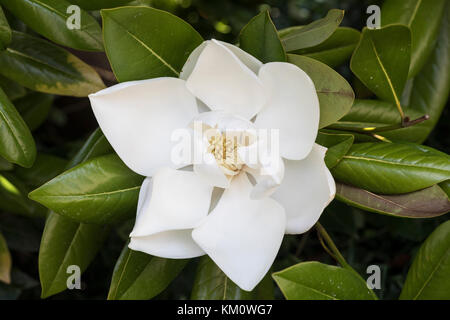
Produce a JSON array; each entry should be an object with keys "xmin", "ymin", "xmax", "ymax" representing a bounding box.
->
[{"xmin": 0, "ymin": 0, "xmax": 448, "ymax": 300}]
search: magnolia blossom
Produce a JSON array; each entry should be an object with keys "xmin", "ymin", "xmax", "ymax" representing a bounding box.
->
[{"xmin": 88, "ymin": 40, "xmax": 335, "ymax": 291}]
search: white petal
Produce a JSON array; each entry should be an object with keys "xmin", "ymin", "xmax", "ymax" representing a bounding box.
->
[
  {"xmin": 272, "ymin": 144, "xmax": 336, "ymax": 234},
  {"xmin": 218, "ymin": 40, "xmax": 262, "ymax": 74},
  {"xmin": 186, "ymin": 40, "xmax": 266, "ymax": 120},
  {"xmin": 89, "ymin": 78, "xmax": 198, "ymax": 176},
  {"xmin": 192, "ymin": 173, "xmax": 286, "ymax": 291},
  {"xmin": 180, "ymin": 40, "xmax": 262, "ymax": 80},
  {"xmin": 129, "ymin": 230, "xmax": 204, "ymax": 259},
  {"xmin": 246, "ymin": 157, "xmax": 285, "ymax": 199},
  {"xmin": 194, "ymin": 153, "xmax": 231, "ymax": 188},
  {"xmin": 130, "ymin": 167, "xmax": 213, "ymax": 237},
  {"xmin": 255, "ymin": 62, "xmax": 320, "ymax": 160}
]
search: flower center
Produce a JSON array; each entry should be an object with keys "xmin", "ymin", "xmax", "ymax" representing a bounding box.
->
[{"xmin": 207, "ymin": 132, "xmax": 243, "ymax": 174}]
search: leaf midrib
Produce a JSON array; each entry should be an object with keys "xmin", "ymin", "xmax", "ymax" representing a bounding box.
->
[
  {"xmin": 343, "ymin": 155, "xmax": 449, "ymax": 172},
  {"xmin": 6, "ymin": 48, "xmax": 92, "ymax": 84},
  {"xmin": 0, "ymin": 100, "xmax": 28, "ymax": 162},
  {"xmin": 413, "ymin": 246, "xmax": 449, "ymax": 299},
  {"xmin": 36, "ymin": 185, "xmax": 141, "ymax": 199},
  {"xmin": 105, "ymin": 13, "xmax": 180, "ymax": 77},
  {"xmin": 26, "ymin": 0, "xmax": 102, "ymax": 47}
]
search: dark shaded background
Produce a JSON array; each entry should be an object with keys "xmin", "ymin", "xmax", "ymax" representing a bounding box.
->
[{"xmin": 0, "ymin": 0, "xmax": 448, "ymax": 300}]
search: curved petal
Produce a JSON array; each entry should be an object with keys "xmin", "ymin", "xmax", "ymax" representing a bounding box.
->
[
  {"xmin": 272, "ymin": 144, "xmax": 336, "ymax": 235},
  {"xmin": 129, "ymin": 230, "xmax": 204, "ymax": 259},
  {"xmin": 192, "ymin": 173, "xmax": 286, "ymax": 291},
  {"xmin": 180, "ymin": 40, "xmax": 262, "ymax": 80},
  {"xmin": 186, "ymin": 40, "xmax": 266, "ymax": 120},
  {"xmin": 130, "ymin": 167, "xmax": 213, "ymax": 237},
  {"xmin": 254, "ymin": 62, "xmax": 320, "ymax": 160},
  {"xmin": 194, "ymin": 153, "xmax": 231, "ymax": 188},
  {"xmin": 192, "ymin": 110, "xmax": 256, "ymax": 132},
  {"xmin": 89, "ymin": 78, "xmax": 198, "ymax": 176},
  {"xmin": 246, "ymin": 157, "xmax": 285, "ymax": 199}
]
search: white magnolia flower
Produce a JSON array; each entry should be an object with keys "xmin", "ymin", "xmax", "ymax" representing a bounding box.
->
[{"xmin": 88, "ymin": 39, "xmax": 335, "ymax": 291}]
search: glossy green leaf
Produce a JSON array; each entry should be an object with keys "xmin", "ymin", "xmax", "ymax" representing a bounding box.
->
[
  {"xmin": 30, "ymin": 154, "xmax": 143, "ymax": 225},
  {"xmin": 316, "ymin": 132, "xmax": 354, "ymax": 169},
  {"xmin": 280, "ymin": 9, "xmax": 344, "ymax": 52},
  {"xmin": 336, "ymin": 183, "xmax": 450, "ymax": 218},
  {"xmin": 291, "ymin": 27, "xmax": 360, "ymax": 68},
  {"xmin": 273, "ymin": 261, "xmax": 376, "ymax": 300},
  {"xmin": 14, "ymin": 93, "xmax": 53, "ymax": 131},
  {"xmin": 288, "ymin": 54, "xmax": 354, "ymax": 128},
  {"xmin": 14, "ymin": 153, "xmax": 68, "ymax": 188},
  {"xmin": 0, "ymin": 75, "xmax": 26, "ymax": 101},
  {"xmin": 406, "ymin": 6, "xmax": 450, "ymax": 143},
  {"xmin": 400, "ymin": 221, "xmax": 450, "ymax": 299},
  {"xmin": 0, "ymin": 172, "xmax": 45, "ymax": 217},
  {"xmin": 0, "ymin": 86, "xmax": 36, "ymax": 168},
  {"xmin": 350, "ymin": 25, "xmax": 411, "ymax": 107},
  {"xmin": 68, "ymin": 0, "xmax": 133, "ymax": 10},
  {"xmin": 191, "ymin": 256, "xmax": 253, "ymax": 300},
  {"xmin": 0, "ymin": 0, "xmax": 103, "ymax": 51},
  {"xmin": 440, "ymin": 180, "xmax": 450, "ymax": 198},
  {"xmin": 382, "ymin": 0, "xmax": 447, "ymax": 77},
  {"xmin": 0, "ymin": 6, "xmax": 11, "ymax": 51},
  {"xmin": 108, "ymin": 244, "xmax": 188, "ymax": 300},
  {"xmin": 0, "ymin": 32, "xmax": 105, "ymax": 96},
  {"xmin": 38, "ymin": 129, "xmax": 112, "ymax": 298},
  {"xmin": 239, "ymin": 10, "xmax": 286, "ymax": 63},
  {"xmin": 101, "ymin": 6, "xmax": 203, "ymax": 82},
  {"xmin": 67, "ymin": 128, "xmax": 112, "ymax": 168},
  {"xmin": 331, "ymin": 142, "xmax": 450, "ymax": 194},
  {"xmin": 335, "ymin": 99, "xmax": 428, "ymax": 143},
  {"xmin": 39, "ymin": 213, "xmax": 110, "ymax": 298},
  {"xmin": 0, "ymin": 232, "xmax": 11, "ymax": 284}
]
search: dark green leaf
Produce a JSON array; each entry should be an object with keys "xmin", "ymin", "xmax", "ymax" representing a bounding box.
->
[
  {"xmin": 0, "ymin": 156, "xmax": 12, "ymax": 171},
  {"xmin": 0, "ymin": 231, "xmax": 11, "ymax": 284},
  {"xmin": 0, "ymin": 6, "xmax": 11, "ymax": 51},
  {"xmin": 336, "ymin": 183, "xmax": 450, "ymax": 218},
  {"xmin": 14, "ymin": 93, "xmax": 53, "ymax": 131},
  {"xmin": 288, "ymin": 54, "xmax": 354, "ymax": 128},
  {"xmin": 335, "ymin": 99, "xmax": 427, "ymax": 143},
  {"xmin": 68, "ymin": 0, "xmax": 133, "ymax": 10},
  {"xmin": 29, "ymin": 154, "xmax": 143, "ymax": 225},
  {"xmin": 39, "ymin": 213, "xmax": 109, "ymax": 298},
  {"xmin": 38, "ymin": 129, "xmax": 112, "ymax": 298},
  {"xmin": 239, "ymin": 10, "xmax": 286, "ymax": 63},
  {"xmin": 316, "ymin": 132, "xmax": 354, "ymax": 169},
  {"xmin": 0, "ymin": 0, "xmax": 103, "ymax": 51},
  {"xmin": 108, "ymin": 244, "xmax": 188, "ymax": 300},
  {"xmin": 350, "ymin": 25, "xmax": 411, "ymax": 108},
  {"xmin": 406, "ymin": 6, "xmax": 450, "ymax": 143},
  {"xmin": 291, "ymin": 27, "xmax": 360, "ymax": 68},
  {"xmin": 101, "ymin": 6, "xmax": 203, "ymax": 82},
  {"xmin": 400, "ymin": 221, "xmax": 450, "ymax": 299},
  {"xmin": 273, "ymin": 261, "xmax": 376, "ymax": 300},
  {"xmin": 382, "ymin": 0, "xmax": 447, "ymax": 77},
  {"xmin": 331, "ymin": 142, "xmax": 450, "ymax": 194},
  {"xmin": 67, "ymin": 128, "xmax": 112, "ymax": 168},
  {"xmin": 0, "ymin": 75, "xmax": 26, "ymax": 101},
  {"xmin": 0, "ymin": 32, "xmax": 105, "ymax": 97},
  {"xmin": 0, "ymin": 86, "xmax": 35, "ymax": 168},
  {"xmin": 14, "ymin": 153, "xmax": 67, "ymax": 188},
  {"xmin": 191, "ymin": 256, "xmax": 254, "ymax": 300},
  {"xmin": 280, "ymin": 9, "xmax": 344, "ymax": 52},
  {"xmin": 440, "ymin": 180, "xmax": 450, "ymax": 198}
]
